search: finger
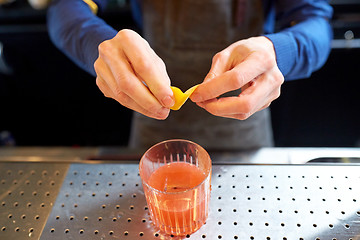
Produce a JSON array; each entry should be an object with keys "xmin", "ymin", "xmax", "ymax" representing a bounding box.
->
[
  {"xmin": 241, "ymin": 80, "xmax": 255, "ymax": 92},
  {"xmin": 259, "ymin": 103, "xmax": 271, "ymax": 111},
  {"xmin": 220, "ymin": 113, "xmax": 252, "ymax": 120},
  {"xmin": 95, "ymin": 58, "xmax": 117, "ymax": 97},
  {"xmin": 197, "ymin": 69, "xmax": 282, "ymax": 117},
  {"xmin": 198, "ymin": 102, "xmax": 250, "ymax": 120},
  {"xmin": 96, "ymin": 72, "xmax": 170, "ymax": 120},
  {"xmin": 96, "ymin": 75, "xmax": 113, "ymax": 98},
  {"xmin": 203, "ymin": 51, "xmax": 231, "ymax": 82},
  {"xmin": 111, "ymin": 91, "xmax": 170, "ymax": 120},
  {"xmin": 96, "ymin": 51, "xmax": 170, "ymax": 119},
  {"xmin": 203, "ymin": 72, "xmax": 217, "ymax": 82},
  {"xmin": 196, "ymin": 96, "xmax": 259, "ymax": 117},
  {"xmin": 117, "ymin": 30, "xmax": 174, "ymax": 108},
  {"xmin": 95, "ymin": 58, "xmax": 125, "ymax": 101},
  {"xmin": 219, "ymin": 102, "xmax": 271, "ymax": 120},
  {"xmin": 99, "ymin": 46, "xmax": 169, "ymax": 118},
  {"xmin": 192, "ymin": 51, "xmax": 272, "ymax": 102}
]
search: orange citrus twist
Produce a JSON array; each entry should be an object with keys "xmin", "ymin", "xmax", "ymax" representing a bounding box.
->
[{"xmin": 170, "ymin": 85, "xmax": 199, "ymax": 110}]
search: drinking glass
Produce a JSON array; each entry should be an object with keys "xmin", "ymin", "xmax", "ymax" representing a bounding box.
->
[{"xmin": 139, "ymin": 139, "xmax": 212, "ymax": 236}]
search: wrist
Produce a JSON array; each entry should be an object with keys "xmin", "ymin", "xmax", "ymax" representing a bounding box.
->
[{"xmin": 263, "ymin": 33, "xmax": 297, "ymax": 79}]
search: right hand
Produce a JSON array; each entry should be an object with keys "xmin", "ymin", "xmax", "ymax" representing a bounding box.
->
[{"xmin": 94, "ymin": 29, "xmax": 174, "ymax": 120}]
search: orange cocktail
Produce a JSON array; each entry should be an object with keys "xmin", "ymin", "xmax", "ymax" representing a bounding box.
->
[{"xmin": 139, "ymin": 140, "xmax": 212, "ymax": 236}]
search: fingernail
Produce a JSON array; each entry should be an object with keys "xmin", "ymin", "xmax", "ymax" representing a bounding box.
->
[
  {"xmin": 161, "ymin": 96, "xmax": 174, "ymax": 108},
  {"xmin": 157, "ymin": 107, "xmax": 169, "ymax": 119}
]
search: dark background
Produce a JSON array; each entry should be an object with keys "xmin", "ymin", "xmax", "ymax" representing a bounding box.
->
[{"xmin": 0, "ymin": 0, "xmax": 359, "ymax": 147}]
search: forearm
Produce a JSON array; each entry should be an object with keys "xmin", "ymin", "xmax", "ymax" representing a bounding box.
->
[
  {"xmin": 265, "ymin": 1, "xmax": 333, "ymax": 80},
  {"xmin": 47, "ymin": 0, "xmax": 117, "ymax": 76}
]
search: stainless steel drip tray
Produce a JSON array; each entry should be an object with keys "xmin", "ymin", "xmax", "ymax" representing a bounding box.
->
[{"xmin": 1, "ymin": 161, "xmax": 360, "ymax": 240}]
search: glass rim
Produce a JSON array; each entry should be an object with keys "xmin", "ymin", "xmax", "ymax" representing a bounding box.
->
[{"xmin": 139, "ymin": 139, "xmax": 212, "ymax": 195}]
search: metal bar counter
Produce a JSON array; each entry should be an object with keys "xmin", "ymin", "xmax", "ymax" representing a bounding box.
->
[{"xmin": 1, "ymin": 147, "xmax": 360, "ymax": 240}]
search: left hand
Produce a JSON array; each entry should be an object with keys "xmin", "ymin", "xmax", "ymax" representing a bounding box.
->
[{"xmin": 190, "ymin": 36, "xmax": 284, "ymax": 120}]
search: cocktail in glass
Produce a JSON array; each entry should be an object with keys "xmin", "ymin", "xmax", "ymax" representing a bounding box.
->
[{"xmin": 139, "ymin": 139, "xmax": 212, "ymax": 236}]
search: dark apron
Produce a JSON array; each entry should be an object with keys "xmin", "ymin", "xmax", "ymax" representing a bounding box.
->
[{"xmin": 129, "ymin": 0, "xmax": 274, "ymax": 151}]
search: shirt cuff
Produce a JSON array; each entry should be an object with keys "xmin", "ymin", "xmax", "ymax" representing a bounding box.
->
[{"xmin": 264, "ymin": 32, "xmax": 297, "ymax": 80}]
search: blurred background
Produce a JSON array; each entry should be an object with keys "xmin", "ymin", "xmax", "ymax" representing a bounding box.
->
[{"xmin": 0, "ymin": 0, "xmax": 359, "ymax": 148}]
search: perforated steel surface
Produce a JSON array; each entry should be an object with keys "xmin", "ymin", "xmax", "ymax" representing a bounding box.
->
[
  {"xmin": 0, "ymin": 162, "xmax": 69, "ymax": 239},
  {"xmin": 2, "ymin": 162, "xmax": 360, "ymax": 240},
  {"xmin": 41, "ymin": 163, "xmax": 360, "ymax": 240},
  {"xmin": 41, "ymin": 163, "xmax": 146, "ymax": 240}
]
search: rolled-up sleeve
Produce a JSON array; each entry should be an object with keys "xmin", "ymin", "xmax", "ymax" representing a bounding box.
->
[
  {"xmin": 265, "ymin": 0, "xmax": 333, "ymax": 80},
  {"xmin": 47, "ymin": 0, "xmax": 117, "ymax": 76}
]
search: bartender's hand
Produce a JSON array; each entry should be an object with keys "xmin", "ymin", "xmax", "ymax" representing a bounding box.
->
[
  {"xmin": 94, "ymin": 29, "xmax": 174, "ymax": 120},
  {"xmin": 191, "ymin": 36, "xmax": 284, "ymax": 120}
]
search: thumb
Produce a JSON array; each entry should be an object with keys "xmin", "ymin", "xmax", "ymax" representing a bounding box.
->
[{"xmin": 204, "ymin": 52, "xmax": 229, "ymax": 82}]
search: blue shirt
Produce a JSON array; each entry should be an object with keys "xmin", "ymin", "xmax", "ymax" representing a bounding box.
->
[{"xmin": 47, "ymin": 0, "xmax": 333, "ymax": 80}]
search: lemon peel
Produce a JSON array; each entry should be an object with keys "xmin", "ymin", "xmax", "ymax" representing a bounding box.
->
[{"xmin": 170, "ymin": 85, "xmax": 199, "ymax": 110}]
